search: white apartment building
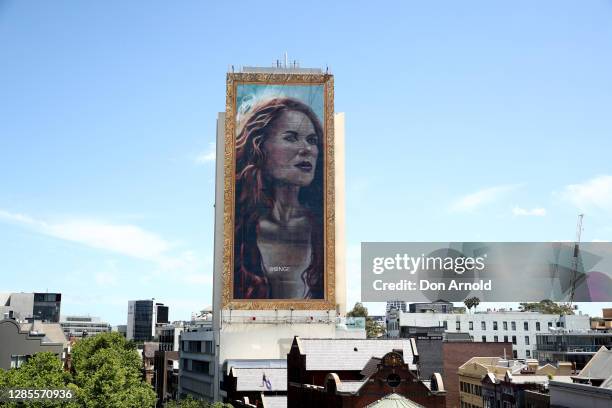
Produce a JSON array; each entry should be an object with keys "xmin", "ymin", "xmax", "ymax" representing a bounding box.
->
[
  {"xmin": 386, "ymin": 310, "xmax": 590, "ymax": 359},
  {"xmin": 60, "ymin": 315, "xmax": 111, "ymax": 338}
]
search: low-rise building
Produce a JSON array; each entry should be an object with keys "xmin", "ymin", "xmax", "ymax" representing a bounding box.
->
[
  {"xmin": 458, "ymin": 357, "xmax": 575, "ymax": 408},
  {"xmin": 287, "ymin": 336, "xmax": 446, "ymax": 408},
  {"xmin": 222, "ymin": 359, "xmax": 286, "ymax": 406},
  {"xmin": 387, "ymin": 310, "xmax": 590, "ymax": 359},
  {"xmin": 0, "ymin": 292, "xmax": 62, "ymax": 323},
  {"xmin": 154, "ymin": 350, "xmax": 179, "ymax": 406},
  {"xmin": 178, "ymin": 325, "xmax": 216, "ymax": 402},
  {"xmin": 534, "ymin": 331, "xmax": 612, "ymax": 369},
  {"xmin": 156, "ymin": 322, "xmax": 185, "ymax": 351},
  {"xmin": 590, "ymin": 308, "xmax": 612, "ymax": 332},
  {"xmin": 0, "ymin": 318, "xmax": 66, "ymax": 370},
  {"xmin": 409, "ymin": 300, "xmax": 454, "ymax": 314},
  {"xmin": 60, "ymin": 315, "xmax": 111, "ymax": 338},
  {"xmin": 548, "ymin": 346, "xmax": 612, "ymax": 408}
]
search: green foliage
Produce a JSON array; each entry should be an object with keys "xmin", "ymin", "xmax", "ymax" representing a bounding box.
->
[
  {"xmin": 464, "ymin": 297, "xmax": 480, "ymax": 313},
  {"xmin": 0, "ymin": 352, "xmax": 78, "ymax": 408},
  {"xmin": 1, "ymin": 332, "xmax": 155, "ymax": 408},
  {"xmin": 347, "ymin": 302, "xmax": 386, "ymax": 338},
  {"xmin": 347, "ymin": 302, "xmax": 368, "ymax": 318},
  {"xmin": 70, "ymin": 332, "xmax": 156, "ymax": 407},
  {"xmin": 164, "ymin": 395, "xmax": 233, "ymax": 408},
  {"xmin": 519, "ymin": 299, "xmax": 574, "ymax": 315}
]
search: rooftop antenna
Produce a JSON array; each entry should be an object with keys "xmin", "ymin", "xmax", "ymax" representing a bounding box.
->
[{"xmin": 568, "ymin": 214, "xmax": 584, "ymax": 307}]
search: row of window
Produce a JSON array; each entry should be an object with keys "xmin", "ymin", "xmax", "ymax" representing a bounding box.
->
[
  {"xmin": 461, "ymin": 402, "xmax": 480, "ymax": 408},
  {"xmin": 460, "ymin": 381, "xmax": 482, "ymax": 396},
  {"xmin": 181, "ymin": 340, "xmax": 214, "ymax": 354},
  {"xmin": 479, "ymin": 335, "xmax": 531, "ymax": 345},
  {"xmin": 457, "ymin": 321, "xmax": 548, "ymax": 331}
]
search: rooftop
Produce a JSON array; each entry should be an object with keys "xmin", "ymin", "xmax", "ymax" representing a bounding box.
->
[
  {"xmin": 261, "ymin": 395, "xmax": 287, "ymax": 408},
  {"xmin": 295, "ymin": 338, "xmax": 417, "ymax": 371},
  {"xmin": 365, "ymin": 393, "xmax": 425, "ymax": 408},
  {"xmin": 231, "ymin": 367, "xmax": 287, "ymax": 392}
]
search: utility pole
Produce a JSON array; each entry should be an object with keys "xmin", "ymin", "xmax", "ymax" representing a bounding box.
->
[{"xmin": 568, "ymin": 214, "xmax": 584, "ymax": 307}]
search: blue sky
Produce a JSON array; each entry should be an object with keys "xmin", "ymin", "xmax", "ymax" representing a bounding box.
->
[{"xmin": 1, "ymin": 1, "xmax": 612, "ymax": 325}]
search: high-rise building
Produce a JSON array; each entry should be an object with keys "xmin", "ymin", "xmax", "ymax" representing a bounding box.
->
[
  {"xmin": 211, "ymin": 65, "xmax": 348, "ymax": 403},
  {"xmin": 127, "ymin": 299, "xmax": 169, "ymax": 341}
]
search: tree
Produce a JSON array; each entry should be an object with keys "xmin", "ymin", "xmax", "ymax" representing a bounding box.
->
[
  {"xmin": 464, "ymin": 297, "xmax": 480, "ymax": 313},
  {"xmin": 347, "ymin": 302, "xmax": 386, "ymax": 338},
  {"xmin": 0, "ymin": 352, "xmax": 78, "ymax": 408},
  {"xmin": 164, "ymin": 396, "xmax": 233, "ymax": 408},
  {"xmin": 519, "ymin": 300, "xmax": 574, "ymax": 315},
  {"xmin": 70, "ymin": 331, "xmax": 156, "ymax": 408}
]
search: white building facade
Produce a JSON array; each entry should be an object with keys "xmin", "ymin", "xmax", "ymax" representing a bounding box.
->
[
  {"xmin": 60, "ymin": 315, "xmax": 111, "ymax": 338},
  {"xmin": 387, "ymin": 310, "xmax": 590, "ymax": 359}
]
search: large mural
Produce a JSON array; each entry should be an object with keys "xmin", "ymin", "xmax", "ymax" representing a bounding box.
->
[{"xmin": 223, "ymin": 73, "xmax": 335, "ymax": 309}]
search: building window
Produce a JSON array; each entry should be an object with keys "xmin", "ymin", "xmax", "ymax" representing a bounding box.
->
[
  {"xmin": 504, "ymin": 335, "xmax": 508, "ymax": 343},
  {"xmin": 443, "ymin": 321, "xmax": 448, "ymax": 329},
  {"xmin": 481, "ymin": 321, "xmax": 486, "ymax": 330},
  {"xmin": 524, "ymin": 321, "xmax": 529, "ymax": 331},
  {"xmin": 536, "ymin": 322, "xmax": 541, "ymax": 331},
  {"xmin": 526, "ymin": 350, "xmax": 531, "ymax": 357},
  {"xmin": 511, "ymin": 321, "xmax": 516, "ymax": 331},
  {"xmin": 493, "ymin": 321, "xmax": 498, "ymax": 330},
  {"xmin": 469, "ymin": 321, "xmax": 473, "ymax": 330},
  {"xmin": 503, "ymin": 321, "xmax": 508, "ymax": 330},
  {"xmin": 512, "ymin": 336, "xmax": 517, "ymax": 345},
  {"xmin": 525, "ymin": 336, "xmax": 530, "ymax": 345},
  {"xmin": 494, "ymin": 335, "xmax": 499, "ymax": 342},
  {"xmin": 482, "ymin": 336, "xmax": 487, "ymax": 342},
  {"xmin": 548, "ymin": 321, "xmax": 553, "ymax": 328},
  {"xmin": 513, "ymin": 350, "xmax": 518, "ymax": 358},
  {"xmin": 10, "ymin": 355, "xmax": 29, "ymax": 369},
  {"xmin": 456, "ymin": 321, "xmax": 461, "ymax": 331}
]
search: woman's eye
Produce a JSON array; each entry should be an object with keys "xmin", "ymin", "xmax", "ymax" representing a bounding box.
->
[
  {"xmin": 307, "ymin": 135, "xmax": 318, "ymax": 145},
  {"xmin": 283, "ymin": 134, "xmax": 298, "ymax": 142}
]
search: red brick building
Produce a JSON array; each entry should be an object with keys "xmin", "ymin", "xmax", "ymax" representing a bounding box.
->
[
  {"xmin": 442, "ymin": 341, "xmax": 512, "ymax": 408},
  {"xmin": 287, "ymin": 337, "xmax": 446, "ymax": 408}
]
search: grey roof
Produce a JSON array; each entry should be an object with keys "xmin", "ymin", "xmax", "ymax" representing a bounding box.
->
[
  {"xmin": 444, "ymin": 332, "xmax": 473, "ymax": 342},
  {"xmin": 507, "ymin": 375, "xmax": 550, "ymax": 384},
  {"xmin": 225, "ymin": 359, "xmax": 286, "ymax": 374},
  {"xmin": 20, "ymin": 322, "xmax": 68, "ymax": 347},
  {"xmin": 336, "ymin": 380, "xmax": 366, "ymax": 393},
  {"xmin": 297, "ymin": 338, "xmax": 416, "ymax": 371},
  {"xmin": 231, "ymin": 367, "xmax": 287, "ymax": 392},
  {"xmin": 365, "ymin": 393, "xmax": 425, "ymax": 408},
  {"xmin": 360, "ymin": 357, "xmax": 382, "ymax": 378},
  {"xmin": 577, "ymin": 346, "xmax": 612, "ymax": 380},
  {"xmin": 261, "ymin": 395, "xmax": 286, "ymax": 408}
]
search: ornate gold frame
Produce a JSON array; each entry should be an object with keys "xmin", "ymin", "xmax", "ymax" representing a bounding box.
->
[{"xmin": 223, "ymin": 72, "xmax": 335, "ymax": 310}]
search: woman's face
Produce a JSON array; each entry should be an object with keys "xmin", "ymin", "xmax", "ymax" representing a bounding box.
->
[{"xmin": 262, "ymin": 110, "xmax": 319, "ymax": 187}]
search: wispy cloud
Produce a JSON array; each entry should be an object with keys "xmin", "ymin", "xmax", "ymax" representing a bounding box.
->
[
  {"xmin": 195, "ymin": 143, "xmax": 216, "ymax": 164},
  {"xmin": 561, "ymin": 175, "xmax": 612, "ymax": 211},
  {"xmin": 512, "ymin": 207, "xmax": 546, "ymax": 217},
  {"xmin": 0, "ymin": 209, "xmax": 170, "ymax": 262},
  {"xmin": 450, "ymin": 184, "xmax": 519, "ymax": 212}
]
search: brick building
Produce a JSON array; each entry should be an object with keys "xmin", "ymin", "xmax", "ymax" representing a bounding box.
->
[
  {"xmin": 287, "ymin": 337, "xmax": 446, "ymax": 408},
  {"xmin": 442, "ymin": 341, "xmax": 512, "ymax": 408}
]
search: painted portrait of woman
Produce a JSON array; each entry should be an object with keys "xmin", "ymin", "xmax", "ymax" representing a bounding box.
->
[{"xmin": 233, "ymin": 95, "xmax": 325, "ymax": 300}]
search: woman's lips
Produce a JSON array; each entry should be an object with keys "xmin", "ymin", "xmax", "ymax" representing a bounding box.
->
[{"xmin": 295, "ymin": 161, "xmax": 313, "ymax": 172}]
